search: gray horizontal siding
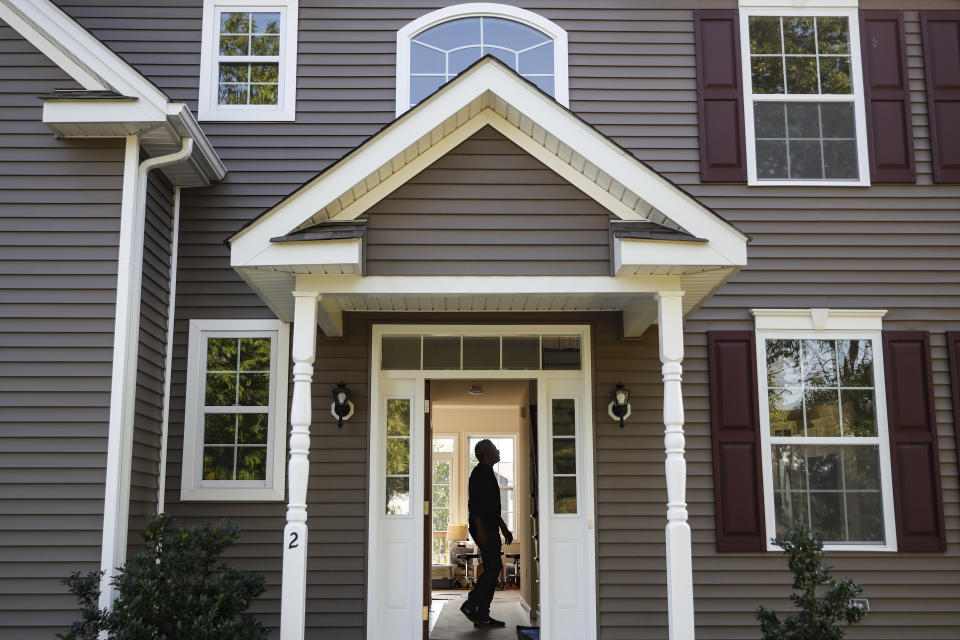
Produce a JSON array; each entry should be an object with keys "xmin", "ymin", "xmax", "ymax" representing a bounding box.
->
[
  {"xmin": 0, "ymin": 20, "xmax": 125, "ymax": 639},
  {"xmin": 364, "ymin": 126, "xmax": 613, "ymax": 276},
  {"xmin": 44, "ymin": 1, "xmax": 960, "ymax": 638}
]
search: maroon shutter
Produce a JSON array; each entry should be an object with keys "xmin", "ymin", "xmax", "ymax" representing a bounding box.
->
[
  {"xmin": 860, "ymin": 11, "xmax": 916, "ymax": 183},
  {"xmin": 947, "ymin": 332, "xmax": 960, "ymax": 474},
  {"xmin": 920, "ymin": 12, "xmax": 960, "ymax": 183},
  {"xmin": 882, "ymin": 332, "xmax": 946, "ymax": 552},
  {"xmin": 694, "ymin": 10, "xmax": 747, "ymax": 183},
  {"xmin": 708, "ymin": 331, "xmax": 765, "ymax": 552}
]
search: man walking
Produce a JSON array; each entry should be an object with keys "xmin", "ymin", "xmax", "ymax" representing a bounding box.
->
[{"xmin": 461, "ymin": 439, "xmax": 513, "ymax": 628}]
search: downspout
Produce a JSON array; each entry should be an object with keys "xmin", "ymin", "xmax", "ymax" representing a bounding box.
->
[
  {"xmin": 156, "ymin": 185, "xmax": 181, "ymax": 515},
  {"xmin": 99, "ymin": 138, "xmax": 194, "ymax": 610}
]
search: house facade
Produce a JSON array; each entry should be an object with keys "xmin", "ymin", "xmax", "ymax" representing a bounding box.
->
[{"xmin": 1, "ymin": 0, "xmax": 959, "ymax": 638}]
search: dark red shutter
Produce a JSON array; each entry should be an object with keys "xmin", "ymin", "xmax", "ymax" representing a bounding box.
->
[
  {"xmin": 882, "ymin": 331, "xmax": 946, "ymax": 552},
  {"xmin": 708, "ymin": 331, "xmax": 765, "ymax": 552},
  {"xmin": 860, "ymin": 11, "xmax": 916, "ymax": 183},
  {"xmin": 694, "ymin": 10, "xmax": 747, "ymax": 183},
  {"xmin": 947, "ymin": 332, "xmax": 960, "ymax": 475},
  {"xmin": 920, "ymin": 12, "xmax": 960, "ymax": 183}
]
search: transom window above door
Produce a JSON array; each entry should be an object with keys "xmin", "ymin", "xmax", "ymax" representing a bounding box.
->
[
  {"xmin": 380, "ymin": 333, "xmax": 582, "ymax": 371},
  {"xmin": 396, "ymin": 4, "xmax": 569, "ymax": 114}
]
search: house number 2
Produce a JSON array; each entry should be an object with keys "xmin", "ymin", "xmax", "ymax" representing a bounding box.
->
[{"xmin": 288, "ymin": 532, "xmax": 299, "ymax": 549}]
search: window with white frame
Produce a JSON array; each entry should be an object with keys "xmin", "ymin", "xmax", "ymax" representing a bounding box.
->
[
  {"xmin": 198, "ymin": 0, "xmax": 298, "ymax": 121},
  {"xmin": 755, "ymin": 310, "xmax": 897, "ymax": 550},
  {"xmin": 740, "ymin": 5, "xmax": 869, "ymax": 185},
  {"xmin": 181, "ymin": 319, "xmax": 289, "ymax": 501},
  {"xmin": 396, "ymin": 4, "xmax": 569, "ymax": 115},
  {"xmin": 468, "ymin": 435, "xmax": 515, "ymax": 532}
]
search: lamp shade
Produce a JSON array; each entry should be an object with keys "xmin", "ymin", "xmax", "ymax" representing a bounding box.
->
[{"xmin": 446, "ymin": 523, "xmax": 468, "ymax": 542}]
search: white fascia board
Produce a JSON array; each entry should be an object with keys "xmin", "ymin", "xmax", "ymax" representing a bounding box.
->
[
  {"xmin": 751, "ymin": 308, "xmax": 887, "ymax": 332},
  {"xmin": 42, "ymin": 99, "xmax": 167, "ymax": 132},
  {"xmin": 613, "ymin": 238, "xmax": 746, "ymax": 275},
  {"xmin": 1, "ymin": 0, "xmax": 169, "ymax": 114},
  {"xmin": 293, "ymin": 274, "xmax": 681, "ymax": 296},
  {"xmin": 236, "ymin": 238, "xmax": 363, "ymax": 272}
]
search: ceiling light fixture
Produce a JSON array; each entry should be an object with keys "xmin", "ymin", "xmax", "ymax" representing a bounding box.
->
[{"xmin": 467, "ymin": 384, "xmax": 485, "ymax": 396}]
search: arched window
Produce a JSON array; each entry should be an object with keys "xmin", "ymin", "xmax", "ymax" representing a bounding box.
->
[{"xmin": 396, "ymin": 3, "xmax": 568, "ymax": 115}]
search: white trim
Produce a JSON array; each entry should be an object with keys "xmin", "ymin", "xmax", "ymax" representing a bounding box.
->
[
  {"xmin": 180, "ymin": 319, "xmax": 290, "ymax": 502},
  {"xmin": 751, "ymin": 308, "xmax": 886, "ymax": 331},
  {"xmin": 739, "ymin": 6, "xmax": 871, "ymax": 186},
  {"xmin": 157, "ymin": 186, "xmax": 183, "ymax": 514},
  {"xmin": 199, "ymin": 0, "xmax": 299, "ymax": 121},
  {"xmin": 740, "ymin": 0, "xmax": 858, "ymax": 6},
  {"xmin": 754, "ymin": 322, "xmax": 898, "ymax": 552},
  {"xmin": 395, "ymin": 3, "xmax": 569, "ymax": 116},
  {"xmin": 366, "ymin": 324, "xmax": 597, "ymax": 640}
]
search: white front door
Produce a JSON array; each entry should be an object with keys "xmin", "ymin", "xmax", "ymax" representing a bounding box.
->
[{"xmin": 366, "ymin": 325, "xmax": 597, "ymax": 640}]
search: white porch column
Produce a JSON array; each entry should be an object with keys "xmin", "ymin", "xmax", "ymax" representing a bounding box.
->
[
  {"xmin": 281, "ymin": 291, "xmax": 320, "ymax": 640},
  {"xmin": 657, "ymin": 291, "xmax": 695, "ymax": 640}
]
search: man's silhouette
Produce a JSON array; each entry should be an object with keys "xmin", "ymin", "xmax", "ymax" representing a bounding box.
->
[{"xmin": 460, "ymin": 439, "xmax": 513, "ymax": 627}]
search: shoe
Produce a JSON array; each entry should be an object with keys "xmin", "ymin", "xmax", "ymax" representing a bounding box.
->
[
  {"xmin": 460, "ymin": 601, "xmax": 481, "ymax": 623},
  {"xmin": 473, "ymin": 616, "xmax": 506, "ymax": 628}
]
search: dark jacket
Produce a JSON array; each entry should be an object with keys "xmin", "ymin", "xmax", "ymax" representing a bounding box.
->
[{"xmin": 468, "ymin": 462, "xmax": 501, "ymax": 534}]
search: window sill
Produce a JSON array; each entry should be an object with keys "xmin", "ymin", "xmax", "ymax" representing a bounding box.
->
[
  {"xmin": 198, "ymin": 106, "xmax": 295, "ymax": 122},
  {"xmin": 767, "ymin": 542, "xmax": 897, "ymax": 553},
  {"xmin": 748, "ymin": 178, "xmax": 871, "ymax": 187},
  {"xmin": 181, "ymin": 485, "xmax": 285, "ymax": 502}
]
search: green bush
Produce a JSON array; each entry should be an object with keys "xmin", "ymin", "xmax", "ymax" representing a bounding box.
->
[
  {"xmin": 756, "ymin": 524, "xmax": 867, "ymax": 640},
  {"xmin": 59, "ymin": 514, "xmax": 267, "ymax": 640}
]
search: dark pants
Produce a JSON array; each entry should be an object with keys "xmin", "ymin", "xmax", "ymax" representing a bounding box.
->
[{"xmin": 466, "ymin": 530, "xmax": 502, "ymax": 618}]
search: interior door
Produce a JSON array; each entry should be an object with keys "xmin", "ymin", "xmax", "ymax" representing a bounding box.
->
[{"xmin": 422, "ymin": 380, "xmax": 431, "ymax": 640}]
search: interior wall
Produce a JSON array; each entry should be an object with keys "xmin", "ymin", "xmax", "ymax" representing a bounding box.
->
[{"xmin": 430, "ymin": 381, "xmax": 532, "ymax": 609}]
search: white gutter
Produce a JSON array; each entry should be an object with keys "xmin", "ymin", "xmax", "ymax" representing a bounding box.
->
[
  {"xmin": 99, "ymin": 138, "xmax": 194, "ymax": 609},
  {"xmin": 156, "ymin": 186, "xmax": 182, "ymax": 515}
]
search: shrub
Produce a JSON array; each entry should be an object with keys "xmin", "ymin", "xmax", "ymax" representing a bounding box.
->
[
  {"xmin": 755, "ymin": 524, "xmax": 867, "ymax": 640},
  {"xmin": 60, "ymin": 514, "xmax": 267, "ymax": 640}
]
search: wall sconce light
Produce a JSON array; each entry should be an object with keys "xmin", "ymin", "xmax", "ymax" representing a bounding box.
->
[
  {"xmin": 330, "ymin": 381, "xmax": 355, "ymax": 428},
  {"xmin": 608, "ymin": 381, "xmax": 631, "ymax": 428}
]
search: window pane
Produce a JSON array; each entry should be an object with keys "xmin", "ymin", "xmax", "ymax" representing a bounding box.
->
[
  {"xmin": 203, "ymin": 446, "xmax": 234, "ymax": 480},
  {"xmin": 749, "ymin": 16, "xmax": 782, "ymax": 54},
  {"xmin": 218, "ymin": 83, "xmax": 248, "ymax": 105},
  {"xmin": 841, "ymin": 389, "xmax": 876, "ymax": 436},
  {"xmin": 838, "ymin": 339, "xmax": 874, "ymax": 384},
  {"xmin": 783, "ymin": 16, "xmax": 816, "ymax": 54},
  {"xmin": 410, "ymin": 75, "xmax": 446, "ymax": 104},
  {"xmin": 843, "ymin": 446, "xmax": 880, "ymax": 490},
  {"xmin": 786, "ymin": 102, "xmax": 820, "ymax": 138},
  {"xmin": 251, "ymin": 84, "xmax": 278, "ymax": 105},
  {"xmin": 251, "ymin": 12, "xmax": 280, "ymax": 34},
  {"xmin": 239, "ymin": 337, "xmax": 270, "ymax": 370},
  {"xmin": 810, "ymin": 492, "xmax": 844, "ymax": 541},
  {"xmin": 806, "ymin": 446, "xmax": 841, "ymax": 490},
  {"xmin": 553, "ymin": 476, "xmax": 577, "ymax": 514},
  {"xmin": 518, "ymin": 42, "xmax": 553, "ymax": 75},
  {"xmin": 411, "ymin": 42, "xmax": 445, "ymax": 74},
  {"xmin": 482, "ymin": 45, "xmax": 516, "ymax": 69},
  {"xmin": 846, "ymin": 492, "xmax": 883, "ymax": 542},
  {"xmin": 382, "ymin": 336, "xmax": 421, "ymax": 370},
  {"xmin": 483, "ymin": 17, "xmax": 549, "ymax": 50},
  {"xmin": 250, "ymin": 64, "xmax": 278, "ymax": 83},
  {"xmin": 415, "ymin": 17, "xmax": 481, "ymax": 50},
  {"xmin": 787, "ymin": 139, "xmax": 821, "ymax": 181},
  {"xmin": 552, "ymin": 398, "xmax": 575, "ymax": 436},
  {"xmin": 432, "ymin": 483, "xmax": 450, "ymax": 509},
  {"xmin": 433, "ymin": 437, "xmax": 455, "ymax": 453},
  {"xmin": 497, "ymin": 461, "xmax": 514, "ymax": 485},
  {"xmin": 755, "ymin": 102, "xmax": 786, "ymax": 138},
  {"xmin": 251, "ymin": 35, "xmax": 280, "ymax": 56},
  {"xmin": 774, "ymin": 490, "xmax": 808, "ymax": 537},
  {"xmin": 207, "ymin": 337, "xmax": 238, "ymax": 371},
  {"xmin": 502, "ymin": 336, "xmax": 539, "ymax": 369},
  {"xmin": 819, "ymin": 56, "xmax": 851, "ymax": 94},
  {"xmin": 553, "ymin": 438, "xmax": 576, "ymax": 474},
  {"xmin": 769, "ymin": 387, "xmax": 803, "ymax": 436},
  {"xmin": 423, "ymin": 336, "xmax": 461, "ymax": 370},
  {"xmin": 387, "ymin": 399, "xmax": 411, "ymax": 436},
  {"xmin": 542, "ymin": 335, "xmax": 580, "ymax": 370},
  {"xmin": 772, "ymin": 445, "xmax": 807, "ymax": 492},
  {"xmin": 237, "ymin": 446, "xmax": 266, "ymax": 480},
  {"xmin": 802, "ymin": 339, "xmax": 838, "ymax": 386},
  {"xmin": 449, "ymin": 46, "xmax": 483, "ymax": 75},
  {"xmin": 463, "ymin": 337, "xmax": 499, "ymax": 369},
  {"xmin": 238, "ymin": 372, "xmax": 270, "ymax": 406},
  {"xmin": 433, "ymin": 460, "xmax": 450, "ymax": 486},
  {"xmin": 387, "ymin": 437, "xmax": 409, "ymax": 475},
  {"xmin": 805, "ymin": 388, "xmax": 841, "ymax": 437},
  {"xmin": 752, "ymin": 57, "xmax": 784, "ymax": 94},
  {"xmin": 205, "ymin": 372, "xmax": 237, "ymax": 406},
  {"xmin": 238, "ymin": 413, "xmax": 268, "ymax": 444},
  {"xmin": 528, "ymin": 75, "xmax": 555, "ymax": 95},
  {"xmin": 784, "ymin": 56, "xmax": 818, "ymax": 94},
  {"xmin": 822, "ymin": 140, "xmax": 857, "ymax": 180},
  {"xmin": 205, "ymin": 413, "xmax": 236, "ymax": 444},
  {"xmin": 497, "ymin": 437, "xmax": 514, "ymax": 463},
  {"xmin": 817, "ymin": 17, "xmax": 850, "ymax": 55},
  {"xmin": 219, "ymin": 63, "xmax": 249, "ymax": 83},
  {"xmin": 220, "ymin": 12, "xmax": 249, "ymax": 34},
  {"xmin": 386, "ymin": 477, "xmax": 410, "ymax": 515},
  {"xmin": 756, "ymin": 140, "xmax": 788, "ymax": 178},
  {"xmin": 766, "ymin": 339, "xmax": 801, "ymax": 387},
  {"xmin": 820, "ymin": 103, "xmax": 855, "ymax": 138},
  {"xmin": 219, "ymin": 35, "xmax": 249, "ymax": 56}
]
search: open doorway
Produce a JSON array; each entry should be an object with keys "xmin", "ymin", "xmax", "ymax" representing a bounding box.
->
[{"xmin": 425, "ymin": 379, "xmax": 540, "ymax": 639}]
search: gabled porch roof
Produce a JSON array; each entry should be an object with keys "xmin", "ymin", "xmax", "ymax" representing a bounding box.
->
[{"xmin": 228, "ymin": 56, "xmax": 748, "ymax": 336}]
